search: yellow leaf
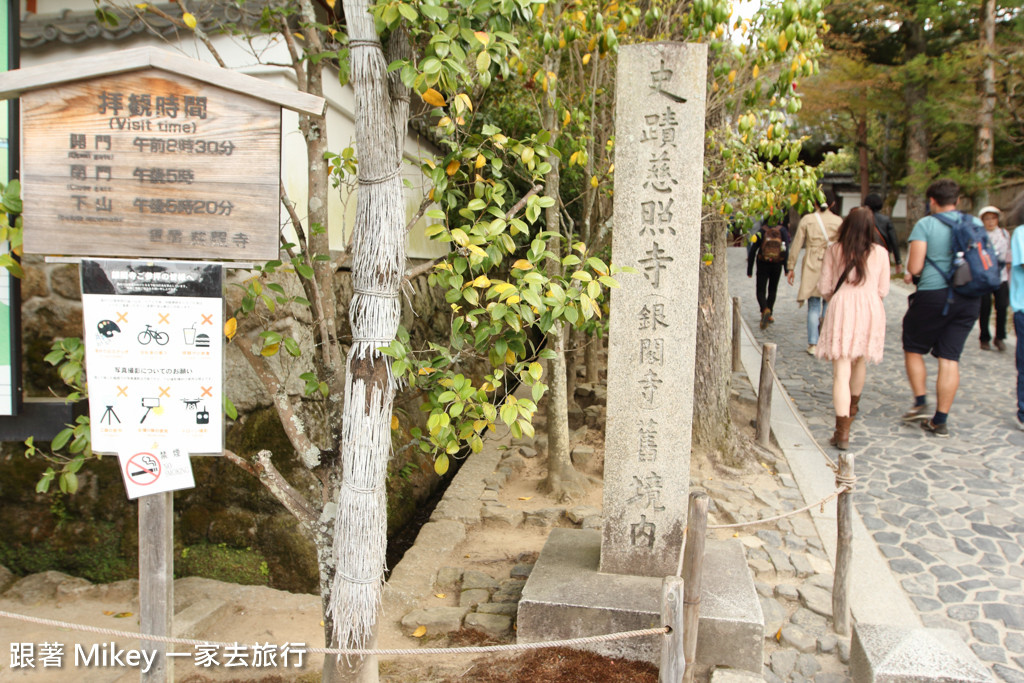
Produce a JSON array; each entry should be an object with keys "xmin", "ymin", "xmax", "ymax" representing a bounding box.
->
[
  {"xmin": 446, "ymin": 160, "xmax": 460, "ymax": 176},
  {"xmin": 728, "ymin": 69, "xmax": 736, "ymax": 83},
  {"xmin": 512, "ymin": 259, "xmax": 533, "ymax": 270},
  {"xmin": 182, "ymin": 12, "xmax": 197, "ymax": 29},
  {"xmin": 135, "ymin": 3, "xmax": 149, "ymax": 8},
  {"xmin": 435, "ymin": 593, "xmax": 446, "ymax": 599},
  {"xmin": 507, "ymin": 296, "xmax": 521, "ymax": 304},
  {"xmin": 608, "ymin": 163, "xmax": 614, "ymax": 173},
  {"xmin": 412, "ymin": 625, "xmax": 427, "ymax": 638},
  {"xmin": 475, "ymin": 154, "xmax": 486, "ymax": 169},
  {"xmin": 563, "ymin": 110, "xmax": 571, "ymax": 127},
  {"xmin": 418, "ymin": 367, "xmax": 436, "ymax": 375},
  {"xmin": 391, "ymin": 415, "xmax": 399, "ymax": 430},
  {"xmin": 326, "ymin": 0, "xmax": 336, "ymax": 6},
  {"xmin": 434, "ymin": 454, "xmax": 449, "ymax": 476},
  {"xmin": 569, "ymin": 151, "xmax": 579, "ymax": 166},
  {"xmin": 518, "ymin": 496, "xmax": 532, "ymax": 501},
  {"xmin": 505, "ymin": 349, "xmax": 516, "ymax": 364},
  {"xmin": 713, "ymin": 81, "xmax": 720, "ymax": 92},
  {"xmin": 457, "ymin": 93, "xmax": 474, "ymax": 112},
  {"xmin": 752, "ymin": 64, "xmax": 759, "ymax": 79},
  {"xmin": 224, "ymin": 317, "xmax": 237, "ymax": 340},
  {"xmin": 114, "ymin": 612, "xmax": 133, "ymax": 619},
  {"xmin": 467, "ymin": 244, "xmax": 488, "ymax": 258},
  {"xmin": 583, "ymin": 53, "xmax": 592, "ymax": 65},
  {"xmin": 428, "ymin": 188, "xmax": 435, "ymax": 201},
  {"xmin": 438, "ymin": 116, "xmax": 452, "ymax": 127},
  {"xmin": 536, "ymin": 3, "xmax": 544, "ymax": 16},
  {"xmin": 261, "ymin": 343, "xmax": 280, "ymax": 357},
  {"xmin": 421, "ymin": 88, "xmax": 447, "ymax": 108},
  {"xmin": 471, "ymin": 275, "xmax": 491, "ymax": 288},
  {"xmin": 293, "ymin": 32, "xmax": 305, "ymax": 41},
  {"xmin": 778, "ymin": 32, "xmax": 788, "ymax": 52},
  {"xmin": 789, "ymin": 193, "xmax": 799, "ymax": 205},
  {"xmin": 456, "ymin": 116, "xmax": 465, "ymax": 125},
  {"xmin": 475, "ymin": 31, "xmax": 490, "ymax": 46},
  {"xmin": 590, "ymin": 176, "xmax": 598, "ymax": 188},
  {"xmin": 103, "ymin": 610, "xmax": 115, "ymax": 616}
]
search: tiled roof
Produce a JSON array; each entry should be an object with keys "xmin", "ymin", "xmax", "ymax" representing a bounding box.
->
[{"xmin": 20, "ymin": 2, "xmax": 275, "ymax": 50}]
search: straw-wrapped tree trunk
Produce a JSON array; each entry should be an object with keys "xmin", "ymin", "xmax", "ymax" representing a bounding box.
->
[{"xmin": 327, "ymin": 1, "xmax": 410, "ymax": 679}]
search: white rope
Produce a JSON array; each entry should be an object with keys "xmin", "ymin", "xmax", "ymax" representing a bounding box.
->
[
  {"xmin": 707, "ymin": 485, "xmax": 849, "ymax": 530},
  {"xmin": 353, "ymin": 287, "xmax": 400, "ymax": 299},
  {"xmin": 0, "ymin": 610, "xmax": 666, "ymax": 657}
]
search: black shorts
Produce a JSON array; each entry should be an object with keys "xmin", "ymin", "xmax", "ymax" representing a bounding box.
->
[{"xmin": 902, "ymin": 288, "xmax": 980, "ymax": 361}]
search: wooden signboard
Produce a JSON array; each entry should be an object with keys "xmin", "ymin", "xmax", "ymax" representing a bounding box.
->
[{"xmin": 20, "ymin": 68, "xmax": 281, "ymax": 259}]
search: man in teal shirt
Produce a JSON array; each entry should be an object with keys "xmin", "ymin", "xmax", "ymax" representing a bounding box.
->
[
  {"xmin": 900, "ymin": 179, "xmax": 983, "ymax": 437},
  {"xmin": 1011, "ymin": 222, "xmax": 1024, "ymax": 430}
]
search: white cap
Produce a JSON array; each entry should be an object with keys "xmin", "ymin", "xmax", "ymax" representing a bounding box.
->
[{"xmin": 977, "ymin": 205, "xmax": 1001, "ymax": 218}]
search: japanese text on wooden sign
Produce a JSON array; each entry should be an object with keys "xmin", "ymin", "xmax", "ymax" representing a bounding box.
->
[
  {"xmin": 21, "ymin": 69, "xmax": 281, "ymax": 259},
  {"xmin": 81, "ymin": 259, "xmax": 224, "ymax": 454}
]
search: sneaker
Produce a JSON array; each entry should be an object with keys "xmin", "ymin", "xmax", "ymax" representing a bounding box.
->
[
  {"xmin": 760, "ymin": 309, "xmax": 771, "ymax": 330},
  {"xmin": 806, "ymin": 344, "xmax": 817, "ymax": 356},
  {"xmin": 994, "ymin": 339, "xmax": 1006, "ymax": 352},
  {"xmin": 1017, "ymin": 418, "xmax": 1024, "ymax": 432},
  {"xmin": 980, "ymin": 340, "xmax": 992, "ymax": 350},
  {"xmin": 921, "ymin": 420, "xmax": 949, "ymax": 437},
  {"xmin": 901, "ymin": 404, "xmax": 931, "ymax": 421}
]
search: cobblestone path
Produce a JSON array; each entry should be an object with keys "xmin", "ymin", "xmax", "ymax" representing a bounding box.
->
[{"xmin": 728, "ymin": 246, "xmax": 1024, "ymax": 682}]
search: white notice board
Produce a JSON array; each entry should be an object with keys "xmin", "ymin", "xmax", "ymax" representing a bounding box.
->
[{"xmin": 81, "ymin": 259, "xmax": 223, "ymax": 454}]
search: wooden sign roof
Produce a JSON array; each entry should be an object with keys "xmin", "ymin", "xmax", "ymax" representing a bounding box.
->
[{"xmin": 0, "ymin": 46, "xmax": 325, "ymax": 116}]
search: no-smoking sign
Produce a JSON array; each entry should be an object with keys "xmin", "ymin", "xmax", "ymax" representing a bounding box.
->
[
  {"xmin": 118, "ymin": 443, "xmax": 195, "ymax": 500},
  {"xmin": 126, "ymin": 452, "xmax": 161, "ymax": 486}
]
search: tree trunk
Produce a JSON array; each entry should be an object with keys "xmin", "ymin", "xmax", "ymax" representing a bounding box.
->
[
  {"xmin": 903, "ymin": 20, "xmax": 929, "ymax": 228},
  {"xmin": 566, "ymin": 325, "xmax": 578, "ymax": 406},
  {"xmin": 585, "ymin": 333, "xmax": 601, "ymax": 384},
  {"xmin": 857, "ymin": 114, "xmax": 869, "ymax": 203},
  {"xmin": 329, "ymin": 0, "xmax": 409, "ymax": 680},
  {"xmin": 975, "ymin": 0, "xmax": 996, "ymax": 207},
  {"xmin": 691, "ymin": 214, "xmax": 737, "ymax": 464}
]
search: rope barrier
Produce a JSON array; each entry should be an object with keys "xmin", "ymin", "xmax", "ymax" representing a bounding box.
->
[
  {"xmin": 706, "ymin": 485, "xmax": 849, "ymax": 530},
  {"xmin": 0, "ymin": 610, "xmax": 667, "ymax": 657}
]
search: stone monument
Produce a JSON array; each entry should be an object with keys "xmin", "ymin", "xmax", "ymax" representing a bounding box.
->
[
  {"xmin": 601, "ymin": 41, "xmax": 705, "ymax": 577},
  {"xmin": 517, "ymin": 42, "xmax": 764, "ymax": 671}
]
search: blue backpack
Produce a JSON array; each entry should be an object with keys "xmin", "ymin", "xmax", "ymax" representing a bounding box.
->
[{"xmin": 924, "ymin": 212, "xmax": 1001, "ymax": 306}]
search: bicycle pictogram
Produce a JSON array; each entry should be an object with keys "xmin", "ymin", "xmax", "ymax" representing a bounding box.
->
[{"xmin": 137, "ymin": 324, "xmax": 169, "ymax": 346}]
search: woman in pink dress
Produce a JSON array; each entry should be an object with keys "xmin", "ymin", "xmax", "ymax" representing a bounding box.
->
[{"xmin": 816, "ymin": 207, "xmax": 891, "ymax": 449}]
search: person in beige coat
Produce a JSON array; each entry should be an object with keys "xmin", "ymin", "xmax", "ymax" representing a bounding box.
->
[{"xmin": 787, "ymin": 188, "xmax": 842, "ymax": 355}]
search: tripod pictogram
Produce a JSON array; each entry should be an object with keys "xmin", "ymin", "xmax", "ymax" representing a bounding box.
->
[{"xmin": 101, "ymin": 405, "xmax": 120, "ymax": 425}]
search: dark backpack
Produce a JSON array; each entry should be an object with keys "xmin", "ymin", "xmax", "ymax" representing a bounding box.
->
[
  {"xmin": 924, "ymin": 212, "xmax": 1000, "ymax": 312},
  {"xmin": 759, "ymin": 226, "xmax": 785, "ymax": 263}
]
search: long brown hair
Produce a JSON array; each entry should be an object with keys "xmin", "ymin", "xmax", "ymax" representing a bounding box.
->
[{"xmin": 836, "ymin": 207, "xmax": 876, "ymax": 284}]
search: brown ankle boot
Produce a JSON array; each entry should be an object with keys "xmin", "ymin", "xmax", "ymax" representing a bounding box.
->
[
  {"xmin": 830, "ymin": 415, "xmax": 853, "ymax": 450},
  {"xmin": 850, "ymin": 395, "xmax": 861, "ymax": 420}
]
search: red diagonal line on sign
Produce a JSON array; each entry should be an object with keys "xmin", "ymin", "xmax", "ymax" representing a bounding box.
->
[
  {"xmin": 158, "ymin": 313, "xmax": 170, "ymax": 325},
  {"xmin": 117, "ymin": 386, "xmax": 128, "ymax": 397},
  {"xmin": 200, "ymin": 386, "xmax": 212, "ymax": 397},
  {"xmin": 201, "ymin": 314, "xmax": 213, "ymax": 325},
  {"xmin": 158, "ymin": 387, "xmax": 170, "ymax": 398}
]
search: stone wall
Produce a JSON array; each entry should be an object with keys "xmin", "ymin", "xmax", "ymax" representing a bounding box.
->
[{"xmin": 2, "ymin": 255, "xmax": 473, "ymax": 593}]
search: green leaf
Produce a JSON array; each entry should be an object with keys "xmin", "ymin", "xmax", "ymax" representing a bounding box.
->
[
  {"xmin": 295, "ymin": 264, "xmax": 315, "ymax": 279},
  {"xmin": 51, "ymin": 427, "xmax": 73, "ymax": 451},
  {"xmin": 434, "ymin": 453, "xmax": 450, "ymax": 475},
  {"xmin": 284, "ymin": 338, "xmax": 301, "ymax": 357},
  {"xmin": 397, "ymin": 3, "xmax": 418, "ymax": 21},
  {"xmin": 224, "ymin": 396, "xmax": 238, "ymax": 420}
]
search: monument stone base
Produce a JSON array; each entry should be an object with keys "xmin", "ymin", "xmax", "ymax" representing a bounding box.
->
[
  {"xmin": 516, "ymin": 528, "xmax": 763, "ymax": 671},
  {"xmin": 850, "ymin": 624, "xmax": 994, "ymax": 683}
]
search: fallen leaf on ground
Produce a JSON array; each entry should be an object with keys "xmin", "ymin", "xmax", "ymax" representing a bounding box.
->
[{"xmin": 412, "ymin": 625, "xmax": 427, "ymax": 638}]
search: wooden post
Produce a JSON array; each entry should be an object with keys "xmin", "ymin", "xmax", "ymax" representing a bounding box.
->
[
  {"xmin": 833, "ymin": 452, "xmax": 853, "ymax": 635},
  {"xmin": 681, "ymin": 491, "xmax": 708, "ymax": 683},
  {"xmin": 659, "ymin": 576, "xmax": 686, "ymax": 683},
  {"xmin": 755, "ymin": 343, "xmax": 777, "ymax": 446},
  {"xmin": 731, "ymin": 297, "xmax": 742, "ymax": 372},
  {"xmin": 139, "ymin": 492, "xmax": 174, "ymax": 682}
]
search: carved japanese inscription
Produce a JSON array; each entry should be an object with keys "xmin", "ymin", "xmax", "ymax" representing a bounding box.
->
[
  {"xmin": 21, "ymin": 69, "xmax": 281, "ymax": 259},
  {"xmin": 601, "ymin": 43, "xmax": 707, "ymax": 577}
]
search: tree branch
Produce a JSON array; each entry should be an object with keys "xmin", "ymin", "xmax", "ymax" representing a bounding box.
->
[
  {"xmin": 224, "ymin": 448, "xmax": 318, "ymax": 531},
  {"xmin": 236, "ymin": 338, "xmax": 322, "ymax": 468}
]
